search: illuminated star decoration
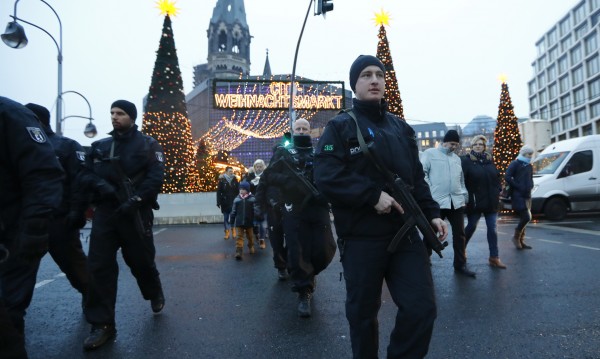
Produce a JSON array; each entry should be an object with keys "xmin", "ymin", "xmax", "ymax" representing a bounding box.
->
[
  {"xmin": 373, "ymin": 9, "xmax": 390, "ymax": 27},
  {"xmin": 157, "ymin": 0, "xmax": 179, "ymax": 17},
  {"xmin": 498, "ymin": 73, "xmax": 508, "ymax": 84}
]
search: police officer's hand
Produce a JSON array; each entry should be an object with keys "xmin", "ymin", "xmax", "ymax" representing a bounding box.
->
[
  {"xmin": 118, "ymin": 196, "xmax": 142, "ymax": 215},
  {"xmin": 374, "ymin": 191, "xmax": 404, "ymax": 215},
  {"xmin": 20, "ymin": 217, "xmax": 49, "ymax": 262},
  {"xmin": 430, "ymin": 218, "xmax": 448, "ymax": 241},
  {"xmin": 65, "ymin": 210, "xmax": 87, "ymax": 229}
]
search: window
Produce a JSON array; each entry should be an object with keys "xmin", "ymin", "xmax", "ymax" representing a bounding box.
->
[
  {"xmin": 572, "ymin": 66, "xmax": 584, "ymax": 85},
  {"xmin": 574, "ymin": 87, "xmax": 585, "ymax": 106},
  {"xmin": 538, "ymin": 73, "xmax": 547, "ymax": 88},
  {"xmin": 563, "ymin": 114, "xmax": 574, "ymax": 129},
  {"xmin": 548, "ymin": 64, "xmax": 557, "ymax": 81},
  {"xmin": 425, "ymin": 131, "xmax": 429, "ymax": 138},
  {"xmin": 589, "ymin": 77, "xmax": 600, "ymax": 99},
  {"xmin": 591, "ymin": 101, "xmax": 600, "ymax": 117},
  {"xmin": 538, "ymin": 55, "xmax": 547, "ymax": 69},
  {"xmin": 439, "ymin": 130, "xmax": 445, "ymax": 137},
  {"xmin": 575, "ymin": 108, "xmax": 587, "ymax": 124},
  {"xmin": 432, "ymin": 130, "xmax": 437, "ymax": 138},
  {"xmin": 559, "ymin": 75, "xmax": 570, "ymax": 93},
  {"xmin": 561, "ymin": 35, "xmax": 572, "ymax": 52},
  {"xmin": 575, "ymin": 23, "xmax": 589, "ymax": 41},
  {"xmin": 558, "ymin": 55, "xmax": 569, "ymax": 74},
  {"xmin": 530, "ymin": 96, "xmax": 538, "ymax": 111},
  {"xmin": 549, "ymin": 83, "xmax": 558, "ymax": 99},
  {"xmin": 529, "ymin": 80, "xmax": 537, "ymax": 94},
  {"xmin": 537, "ymin": 39, "xmax": 546, "ymax": 56},
  {"xmin": 574, "ymin": 3, "xmax": 586, "ymax": 25},
  {"xmin": 559, "ymin": 134, "xmax": 567, "ymax": 141},
  {"xmin": 571, "ymin": 45, "xmax": 582, "ymax": 64},
  {"xmin": 587, "ymin": 55, "xmax": 600, "ymax": 76},
  {"xmin": 549, "ymin": 46, "xmax": 559, "ymax": 63},
  {"xmin": 570, "ymin": 129, "xmax": 580, "ymax": 138},
  {"xmin": 551, "ymin": 119, "xmax": 561, "ymax": 133},
  {"xmin": 550, "ymin": 101, "xmax": 560, "ymax": 118},
  {"xmin": 561, "ymin": 94, "xmax": 571, "ymax": 112},
  {"xmin": 593, "ymin": 10, "xmax": 600, "ymax": 26},
  {"xmin": 418, "ymin": 132, "xmax": 422, "ymax": 139},
  {"xmin": 548, "ymin": 28, "xmax": 558, "ymax": 45},
  {"xmin": 540, "ymin": 106, "xmax": 549, "ymax": 120},
  {"xmin": 585, "ymin": 33, "xmax": 598, "ymax": 55},
  {"xmin": 559, "ymin": 16, "xmax": 570, "ymax": 36},
  {"xmin": 582, "ymin": 124, "xmax": 593, "ymax": 136},
  {"xmin": 539, "ymin": 89, "xmax": 547, "ymax": 106},
  {"xmin": 564, "ymin": 150, "xmax": 593, "ymax": 175},
  {"xmin": 592, "ymin": 0, "xmax": 600, "ymax": 11}
]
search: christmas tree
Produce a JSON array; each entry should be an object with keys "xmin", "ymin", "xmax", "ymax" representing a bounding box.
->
[
  {"xmin": 196, "ymin": 139, "xmax": 220, "ymax": 192},
  {"xmin": 493, "ymin": 78, "xmax": 523, "ymax": 180},
  {"xmin": 142, "ymin": 1, "xmax": 201, "ymax": 193},
  {"xmin": 374, "ymin": 10, "xmax": 405, "ymax": 119}
]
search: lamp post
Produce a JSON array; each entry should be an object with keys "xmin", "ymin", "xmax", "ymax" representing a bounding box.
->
[
  {"xmin": 2, "ymin": 0, "xmax": 64, "ymax": 135},
  {"xmin": 62, "ymin": 90, "xmax": 97, "ymax": 138}
]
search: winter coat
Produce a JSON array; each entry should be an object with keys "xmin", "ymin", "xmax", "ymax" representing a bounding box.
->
[
  {"xmin": 216, "ymin": 176, "xmax": 239, "ymax": 213},
  {"xmin": 461, "ymin": 152, "xmax": 501, "ymax": 214},
  {"xmin": 420, "ymin": 147, "xmax": 468, "ymax": 209},
  {"xmin": 505, "ymin": 159, "xmax": 534, "ymax": 212},
  {"xmin": 230, "ymin": 194, "xmax": 259, "ymax": 227}
]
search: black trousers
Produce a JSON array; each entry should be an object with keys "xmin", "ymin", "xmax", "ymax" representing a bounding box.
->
[
  {"xmin": 282, "ymin": 204, "xmax": 335, "ymax": 293},
  {"xmin": 439, "ymin": 207, "xmax": 467, "ymax": 269},
  {"xmin": 342, "ymin": 235, "xmax": 436, "ymax": 359},
  {"xmin": 84, "ymin": 204, "xmax": 161, "ymax": 325},
  {"xmin": 267, "ymin": 204, "xmax": 286, "ymax": 270},
  {"xmin": 0, "ymin": 298, "xmax": 28, "ymax": 359},
  {"xmin": 48, "ymin": 216, "xmax": 88, "ymax": 295}
]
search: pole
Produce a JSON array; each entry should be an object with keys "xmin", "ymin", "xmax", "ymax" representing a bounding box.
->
[{"xmin": 288, "ymin": 0, "xmax": 313, "ymax": 133}]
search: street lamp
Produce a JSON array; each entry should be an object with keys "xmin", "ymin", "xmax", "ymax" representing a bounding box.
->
[
  {"xmin": 62, "ymin": 90, "xmax": 97, "ymax": 138},
  {"xmin": 2, "ymin": 0, "xmax": 64, "ymax": 135}
]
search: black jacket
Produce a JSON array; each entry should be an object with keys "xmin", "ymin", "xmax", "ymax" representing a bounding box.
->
[
  {"xmin": 314, "ymin": 99, "xmax": 440, "ymax": 240},
  {"xmin": 0, "ymin": 97, "xmax": 63, "ymax": 238},
  {"xmin": 461, "ymin": 152, "xmax": 501, "ymax": 214},
  {"xmin": 80, "ymin": 124, "xmax": 164, "ymax": 207},
  {"xmin": 217, "ymin": 175, "xmax": 239, "ymax": 213},
  {"xmin": 230, "ymin": 194, "xmax": 258, "ymax": 227}
]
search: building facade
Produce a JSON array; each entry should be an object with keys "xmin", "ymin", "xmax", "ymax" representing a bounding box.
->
[{"xmin": 529, "ymin": 0, "xmax": 600, "ymax": 143}]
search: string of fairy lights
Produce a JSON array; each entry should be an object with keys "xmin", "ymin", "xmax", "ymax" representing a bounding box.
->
[{"xmin": 492, "ymin": 81, "xmax": 523, "ymax": 180}]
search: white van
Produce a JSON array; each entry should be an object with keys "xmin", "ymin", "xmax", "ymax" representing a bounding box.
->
[{"xmin": 527, "ymin": 135, "xmax": 600, "ymax": 220}]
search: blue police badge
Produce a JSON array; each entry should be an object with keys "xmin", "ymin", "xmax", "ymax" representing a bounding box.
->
[
  {"xmin": 75, "ymin": 151, "xmax": 86, "ymax": 161},
  {"xmin": 26, "ymin": 127, "xmax": 47, "ymax": 143},
  {"xmin": 155, "ymin": 152, "xmax": 164, "ymax": 162}
]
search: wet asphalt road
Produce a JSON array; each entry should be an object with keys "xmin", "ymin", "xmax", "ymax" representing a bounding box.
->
[{"xmin": 24, "ymin": 214, "xmax": 600, "ymax": 359}]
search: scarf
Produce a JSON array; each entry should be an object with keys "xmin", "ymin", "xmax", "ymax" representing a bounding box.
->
[
  {"xmin": 239, "ymin": 192, "xmax": 250, "ymax": 199},
  {"xmin": 223, "ymin": 173, "xmax": 234, "ymax": 184},
  {"xmin": 470, "ymin": 150, "xmax": 489, "ymax": 162},
  {"xmin": 517, "ymin": 154, "xmax": 531, "ymax": 164}
]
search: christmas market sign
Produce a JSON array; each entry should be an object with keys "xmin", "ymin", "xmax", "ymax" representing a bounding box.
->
[{"xmin": 212, "ymin": 79, "xmax": 345, "ymax": 110}]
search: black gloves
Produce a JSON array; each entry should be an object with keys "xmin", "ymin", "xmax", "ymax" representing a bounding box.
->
[
  {"xmin": 65, "ymin": 210, "xmax": 87, "ymax": 229},
  {"xmin": 118, "ymin": 196, "xmax": 143, "ymax": 215},
  {"xmin": 20, "ymin": 217, "xmax": 49, "ymax": 262}
]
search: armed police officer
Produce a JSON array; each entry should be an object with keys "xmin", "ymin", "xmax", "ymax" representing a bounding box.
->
[
  {"xmin": 0, "ymin": 96, "xmax": 64, "ymax": 359},
  {"xmin": 314, "ymin": 55, "xmax": 448, "ymax": 358},
  {"xmin": 78, "ymin": 100, "xmax": 165, "ymax": 351},
  {"xmin": 24, "ymin": 103, "xmax": 90, "ymax": 305},
  {"xmin": 260, "ymin": 118, "xmax": 336, "ymax": 318}
]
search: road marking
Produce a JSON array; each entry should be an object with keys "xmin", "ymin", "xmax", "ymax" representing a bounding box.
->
[
  {"xmin": 34, "ymin": 279, "xmax": 54, "ymax": 289},
  {"xmin": 154, "ymin": 228, "xmax": 167, "ymax": 235},
  {"xmin": 570, "ymin": 244, "xmax": 600, "ymax": 251},
  {"xmin": 538, "ymin": 239, "xmax": 563, "ymax": 244},
  {"xmin": 533, "ymin": 223, "xmax": 600, "ymax": 237},
  {"xmin": 542, "ymin": 221, "xmax": 593, "ymax": 225}
]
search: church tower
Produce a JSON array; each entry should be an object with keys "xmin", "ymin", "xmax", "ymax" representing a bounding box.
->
[{"xmin": 193, "ymin": 0, "xmax": 251, "ymax": 86}]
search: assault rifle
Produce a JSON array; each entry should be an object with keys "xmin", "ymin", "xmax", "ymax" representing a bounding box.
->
[
  {"xmin": 110, "ymin": 157, "xmax": 146, "ymax": 240},
  {"xmin": 269, "ymin": 158, "xmax": 320, "ymax": 209}
]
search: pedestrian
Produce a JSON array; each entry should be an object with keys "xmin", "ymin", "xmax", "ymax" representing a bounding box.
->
[
  {"xmin": 461, "ymin": 135, "xmax": 507, "ymax": 268},
  {"xmin": 77, "ymin": 100, "xmax": 166, "ymax": 351},
  {"xmin": 314, "ymin": 55, "xmax": 447, "ymax": 358},
  {"xmin": 505, "ymin": 145, "xmax": 535, "ymax": 250},
  {"xmin": 421, "ymin": 130, "xmax": 475, "ymax": 277},
  {"xmin": 0, "ymin": 96, "xmax": 64, "ymax": 359},
  {"xmin": 25, "ymin": 103, "xmax": 90, "ymax": 302},
  {"xmin": 245, "ymin": 159, "xmax": 268, "ymax": 249},
  {"xmin": 264, "ymin": 118, "xmax": 336, "ymax": 318},
  {"xmin": 217, "ymin": 166, "xmax": 239, "ymax": 240},
  {"xmin": 229, "ymin": 181, "xmax": 259, "ymax": 260}
]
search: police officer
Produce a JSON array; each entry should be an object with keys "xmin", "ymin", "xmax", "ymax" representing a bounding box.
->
[
  {"xmin": 78, "ymin": 100, "xmax": 165, "ymax": 350},
  {"xmin": 261, "ymin": 118, "xmax": 336, "ymax": 318},
  {"xmin": 24, "ymin": 103, "xmax": 90, "ymax": 303},
  {"xmin": 0, "ymin": 96, "xmax": 64, "ymax": 359},
  {"xmin": 314, "ymin": 55, "xmax": 448, "ymax": 358}
]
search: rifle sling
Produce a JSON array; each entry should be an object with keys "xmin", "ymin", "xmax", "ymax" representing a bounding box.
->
[{"xmin": 109, "ymin": 141, "xmax": 145, "ymax": 188}]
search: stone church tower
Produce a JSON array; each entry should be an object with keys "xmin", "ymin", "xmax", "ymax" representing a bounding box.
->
[{"xmin": 193, "ymin": 0, "xmax": 251, "ymax": 86}]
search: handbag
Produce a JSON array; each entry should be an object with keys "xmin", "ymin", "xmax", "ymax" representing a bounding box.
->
[{"xmin": 500, "ymin": 183, "xmax": 512, "ymax": 199}]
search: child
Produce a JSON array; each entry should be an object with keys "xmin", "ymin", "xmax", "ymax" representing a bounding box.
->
[{"xmin": 229, "ymin": 181, "xmax": 259, "ymax": 260}]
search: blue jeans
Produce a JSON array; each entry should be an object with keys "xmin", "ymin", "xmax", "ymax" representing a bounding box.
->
[
  {"xmin": 464, "ymin": 212, "xmax": 499, "ymax": 258},
  {"xmin": 223, "ymin": 211, "xmax": 232, "ymax": 231}
]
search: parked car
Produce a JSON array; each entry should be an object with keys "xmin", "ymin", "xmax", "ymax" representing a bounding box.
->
[{"xmin": 509, "ymin": 135, "xmax": 600, "ymax": 220}]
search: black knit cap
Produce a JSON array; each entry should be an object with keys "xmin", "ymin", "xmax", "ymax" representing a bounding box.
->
[
  {"xmin": 111, "ymin": 99, "xmax": 137, "ymax": 120},
  {"xmin": 349, "ymin": 55, "xmax": 385, "ymax": 92},
  {"xmin": 443, "ymin": 129, "xmax": 460, "ymax": 143},
  {"xmin": 25, "ymin": 103, "xmax": 51, "ymax": 127}
]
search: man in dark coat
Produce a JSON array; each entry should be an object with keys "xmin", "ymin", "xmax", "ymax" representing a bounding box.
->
[
  {"xmin": 25, "ymin": 103, "xmax": 90, "ymax": 303},
  {"xmin": 77, "ymin": 100, "xmax": 165, "ymax": 350},
  {"xmin": 314, "ymin": 55, "xmax": 447, "ymax": 359},
  {"xmin": 217, "ymin": 166, "xmax": 239, "ymax": 240},
  {"xmin": 0, "ymin": 96, "xmax": 64, "ymax": 359}
]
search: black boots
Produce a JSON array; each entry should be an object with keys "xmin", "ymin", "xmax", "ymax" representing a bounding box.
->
[
  {"xmin": 151, "ymin": 287, "xmax": 165, "ymax": 313},
  {"xmin": 83, "ymin": 324, "xmax": 116, "ymax": 350},
  {"xmin": 297, "ymin": 290, "xmax": 312, "ymax": 318}
]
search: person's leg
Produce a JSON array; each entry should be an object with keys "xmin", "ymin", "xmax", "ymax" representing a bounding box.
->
[
  {"xmin": 445, "ymin": 207, "xmax": 467, "ymax": 269},
  {"xmin": 464, "ymin": 212, "xmax": 482, "ymax": 247},
  {"xmin": 484, "ymin": 212, "xmax": 499, "ymax": 258},
  {"xmin": 47, "ymin": 218, "xmax": 89, "ymax": 296},
  {"xmin": 223, "ymin": 211, "xmax": 231, "ymax": 239},
  {"xmin": 267, "ymin": 205, "xmax": 286, "ymax": 270}
]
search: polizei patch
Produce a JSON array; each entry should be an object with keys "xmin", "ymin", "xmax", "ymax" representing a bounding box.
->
[{"xmin": 26, "ymin": 127, "xmax": 47, "ymax": 143}]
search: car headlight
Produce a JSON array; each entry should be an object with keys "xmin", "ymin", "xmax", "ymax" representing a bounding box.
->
[{"xmin": 531, "ymin": 185, "xmax": 539, "ymax": 194}]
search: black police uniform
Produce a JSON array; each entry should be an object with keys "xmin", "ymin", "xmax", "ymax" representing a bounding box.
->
[
  {"xmin": 40, "ymin": 125, "xmax": 89, "ymax": 299},
  {"xmin": 80, "ymin": 124, "xmax": 165, "ymax": 327},
  {"xmin": 314, "ymin": 99, "xmax": 440, "ymax": 359},
  {"xmin": 263, "ymin": 136, "xmax": 336, "ymax": 295},
  {"xmin": 0, "ymin": 97, "xmax": 64, "ymax": 358}
]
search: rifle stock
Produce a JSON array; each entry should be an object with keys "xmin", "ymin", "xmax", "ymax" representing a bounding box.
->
[
  {"xmin": 110, "ymin": 157, "xmax": 146, "ymax": 240},
  {"xmin": 388, "ymin": 177, "xmax": 448, "ymax": 258}
]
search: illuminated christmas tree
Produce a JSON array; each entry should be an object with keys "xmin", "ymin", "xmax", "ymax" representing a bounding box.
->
[
  {"xmin": 196, "ymin": 139, "xmax": 220, "ymax": 191},
  {"xmin": 493, "ymin": 77, "xmax": 523, "ymax": 180},
  {"xmin": 142, "ymin": 1, "xmax": 201, "ymax": 193},
  {"xmin": 374, "ymin": 10, "xmax": 404, "ymax": 119}
]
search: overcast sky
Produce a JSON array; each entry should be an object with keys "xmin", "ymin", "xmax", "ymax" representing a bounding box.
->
[{"xmin": 0, "ymin": 0, "xmax": 577, "ymax": 146}]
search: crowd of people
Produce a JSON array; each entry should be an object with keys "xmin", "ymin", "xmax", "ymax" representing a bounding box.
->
[{"xmin": 1, "ymin": 54, "xmax": 536, "ymax": 359}]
